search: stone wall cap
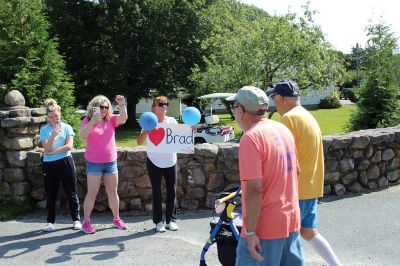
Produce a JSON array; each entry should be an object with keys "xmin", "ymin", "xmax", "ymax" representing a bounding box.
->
[
  {"xmin": 4, "ymin": 90, "xmax": 25, "ymax": 107},
  {"xmin": 194, "ymin": 143, "xmax": 219, "ymax": 157}
]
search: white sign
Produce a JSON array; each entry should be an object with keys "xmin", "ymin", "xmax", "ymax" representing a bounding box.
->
[{"xmin": 147, "ymin": 123, "xmax": 194, "ymax": 154}]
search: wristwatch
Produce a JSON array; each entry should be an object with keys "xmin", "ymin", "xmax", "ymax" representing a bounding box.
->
[{"xmin": 245, "ymin": 229, "xmax": 256, "ymax": 236}]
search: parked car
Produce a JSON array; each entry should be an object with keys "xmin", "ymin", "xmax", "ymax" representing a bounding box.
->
[
  {"xmin": 75, "ymin": 106, "xmax": 87, "ymax": 117},
  {"xmin": 194, "ymin": 93, "xmax": 236, "ymax": 144}
]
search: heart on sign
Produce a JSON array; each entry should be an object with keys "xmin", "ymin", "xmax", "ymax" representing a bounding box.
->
[{"xmin": 148, "ymin": 127, "xmax": 165, "ymax": 146}]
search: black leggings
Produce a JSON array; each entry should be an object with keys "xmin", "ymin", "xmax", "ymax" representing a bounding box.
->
[
  {"xmin": 43, "ymin": 156, "xmax": 80, "ymax": 224},
  {"xmin": 147, "ymin": 158, "xmax": 177, "ymax": 224}
]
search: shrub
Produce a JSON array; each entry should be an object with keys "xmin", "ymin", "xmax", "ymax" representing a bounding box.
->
[
  {"xmin": 346, "ymin": 87, "xmax": 360, "ymax": 103},
  {"xmin": 0, "ymin": 0, "xmax": 84, "ymax": 147},
  {"xmin": 319, "ymin": 90, "xmax": 342, "ymax": 109},
  {"xmin": 347, "ymin": 23, "xmax": 400, "ymax": 131}
]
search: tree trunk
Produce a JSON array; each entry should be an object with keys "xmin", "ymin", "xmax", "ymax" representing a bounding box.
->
[{"xmin": 126, "ymin": 100, "xmax": 139, "ymax": 129}]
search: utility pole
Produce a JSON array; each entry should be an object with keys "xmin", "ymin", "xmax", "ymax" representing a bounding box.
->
[{"xmin": 355, "ymin": 43, "xmax": 361, "ymax": 87}]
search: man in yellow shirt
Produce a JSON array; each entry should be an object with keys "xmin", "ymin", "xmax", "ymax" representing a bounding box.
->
[{"xmin": 271, "ymin": 80, "xmax": 341, "ymax": 266}]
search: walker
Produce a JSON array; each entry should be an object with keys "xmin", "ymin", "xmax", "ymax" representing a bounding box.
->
[{"xmin": 199, "ymin": 186, "xmax": 242, "ymax": 266}]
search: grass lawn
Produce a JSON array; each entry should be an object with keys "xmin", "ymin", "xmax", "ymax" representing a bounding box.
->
[
  {"xmin": 115, "ymin": 127, "xmax": 142, "ymax": 148},
  {"xmin": 308, "ymin": 104, "xmax": 357, "ymax": 135},
  {"xmin": 115, "ymin": 104, "xmax": 357, "ymax": 147}
]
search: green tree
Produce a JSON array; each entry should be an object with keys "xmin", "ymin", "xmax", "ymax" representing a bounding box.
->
[
  {"xmin": 189, "ymin": 0, "xmax": 265, "ymax": 100},
  {"xmin": 44, "ymin": 0, "xmax": 102, "ymax": 106},
  {"xmin": 0, "ymin": 0, "xmax": 83, "ymax": 147},
  {"xmin": 46, "ymin": 0, "xmax": 212, "ymax": 128},
  {"xmin": 257, "ymin": 5, "xmax": 345, "ymax": 89},
  {"xmin": 189, "ymin": 0, "xmax": 345, "ymax": 102},
  {"xmin": 347, "ymin": 23, "xmax": 400, "ymax": 131}
]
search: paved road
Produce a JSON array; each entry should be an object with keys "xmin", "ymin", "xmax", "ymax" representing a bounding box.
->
[{"xmin": 1, "ymin": 186, "xmax": 400, "ymax": 266}]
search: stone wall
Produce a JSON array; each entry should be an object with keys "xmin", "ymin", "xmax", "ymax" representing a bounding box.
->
[
  {"xmin": 0, "ymin": 90, "xmax": 399, "ymax": 213},
  {"xmin": 24, "ymin": 144, "xmax": 240, "ymax": 212},
  {"xmin": 0, "ymin": 90, "xmax": 46, "ymax": 203},
  {"xmin": 323, "ymin": 127, "xmax": 400, "ymax": 195}
]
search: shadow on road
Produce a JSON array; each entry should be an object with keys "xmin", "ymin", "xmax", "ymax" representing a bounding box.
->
[
  {"xmin": 47, "ymin": 228, "xmax": 156, "ymax": 264},
  {"xmin": 0, "ymin": 225, "xmax": 157, "ymax": 263},
  {"xmin": 0, "ymin": 228, "xmax": 84, "ymax": 259}
]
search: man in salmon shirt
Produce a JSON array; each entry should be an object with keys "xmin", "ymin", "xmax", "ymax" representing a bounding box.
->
[{"xmin": 226, "ymin": 86, "xmax": 304, "ymax": 265}]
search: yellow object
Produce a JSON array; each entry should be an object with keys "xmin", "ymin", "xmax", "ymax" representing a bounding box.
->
[
  {"xmin": 214, "ymin": 190, "xmax": 241, "ymax": 206},
  {"xmin": 281, "ymin": 106, "xmax": 324, "ymax": 199},
  {"xmin": 226, "ymin": 203, "xmax": 235, "ymax": 219}
]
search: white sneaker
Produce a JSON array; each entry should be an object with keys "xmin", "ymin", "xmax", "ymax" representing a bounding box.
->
[
  {"xmin": 156, "ymin": 221, "xmax": 166, "ymax": 233},
  {"xmin": 166, "ymin": 221, "xmax": 179, "ymax": 231},
  {"xmin": 42, "ymin": 223, "xmax": 55, "ymax": 232},
  {"xmin": 73, "ymin": 221, "xmax": 82, "ymax": 230}
]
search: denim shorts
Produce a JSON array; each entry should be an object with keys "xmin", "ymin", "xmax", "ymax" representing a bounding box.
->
[
  {"xmin": 236, "ymin": 231, "xmax": 304, "ymax": 266},
  {"xmin": 85, "ymin": 160, "xmax": 118, "ymax": 176},
  {"xmin": 299, "ymin": 198, "xmax": 318, "ymax": 228}
]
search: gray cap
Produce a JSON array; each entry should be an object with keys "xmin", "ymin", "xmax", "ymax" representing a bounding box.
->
[{"xmin": 226, "ymin": 86, "xmax": 269, "ymax": 114}]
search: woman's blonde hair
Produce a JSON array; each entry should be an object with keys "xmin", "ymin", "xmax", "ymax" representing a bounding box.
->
[
  {"xmin": 86, "ymin": 95, "xmax": 113, "ymax": 120},
  {"xmin": 151, "ymin": 96, "xmax": 168, "ymax": 109},
  {"xmin": 44, "ymin": 99, "xmax": 61, "ymax": 114}
]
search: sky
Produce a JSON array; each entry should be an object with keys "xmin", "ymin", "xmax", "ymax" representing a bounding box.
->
[{"xmin": 239, "ymin": 0, "xmax": 400, "ymax": 54}]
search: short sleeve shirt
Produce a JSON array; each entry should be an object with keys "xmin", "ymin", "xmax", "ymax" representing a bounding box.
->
[
  {"xmin": 239, "ymin": 118, "xmax": 300, "ymax": 240},
  {"xmin": 39, "ymin": 122, "xmax": 75, "ymax": 162},
  {"xmin": 281, "ymin": 106, "xmax": 324, "ymax": 199},
  {"xmin": 81, "ymin": 115, "xmax": 118, "ymax": 163}
]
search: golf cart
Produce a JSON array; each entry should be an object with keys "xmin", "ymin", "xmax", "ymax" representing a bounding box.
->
[{"xmin": 194, "ymin": 93, "xmax": 236, "ymax": 144}]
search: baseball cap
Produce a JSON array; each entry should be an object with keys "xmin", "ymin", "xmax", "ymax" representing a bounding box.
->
[
  {"xmin": 226, "ymin": 86, "xmax": 269, "ymax": 114},
  {"xmin": 270, "ymin": 80, "xmax": 300, "ymax": 97}
]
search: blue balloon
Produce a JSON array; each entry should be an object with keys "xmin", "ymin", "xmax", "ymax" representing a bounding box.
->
[
  {"xmin": 182, "ymin": 107, "xmax": 201, "ymax": 126},
  {"xmin": 139, "ymin": 112, "xmax": 158, "ymax": 131}
]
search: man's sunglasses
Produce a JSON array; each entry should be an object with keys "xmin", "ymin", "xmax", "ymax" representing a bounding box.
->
[
  {"xmin": 158, "ymin": 102, "xmax": 169, "ymax": 107},
  {"xmin": 99, "ymin": 105, "xmax": 109, "ymax": 110}
]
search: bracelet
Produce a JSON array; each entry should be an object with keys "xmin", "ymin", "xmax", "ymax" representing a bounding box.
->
[{"xmin": 245, "ymin": 229, "xmax": 256, "ymax": 236}]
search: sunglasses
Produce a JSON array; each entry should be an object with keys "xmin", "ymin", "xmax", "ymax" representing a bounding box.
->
[
  {"xmin": 99, "ymin": 105, "xmax": 109, "ymax": 110},
  {"xmin": 157, "ymin": 102, "xmax": 169, "ymax": 107}
]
